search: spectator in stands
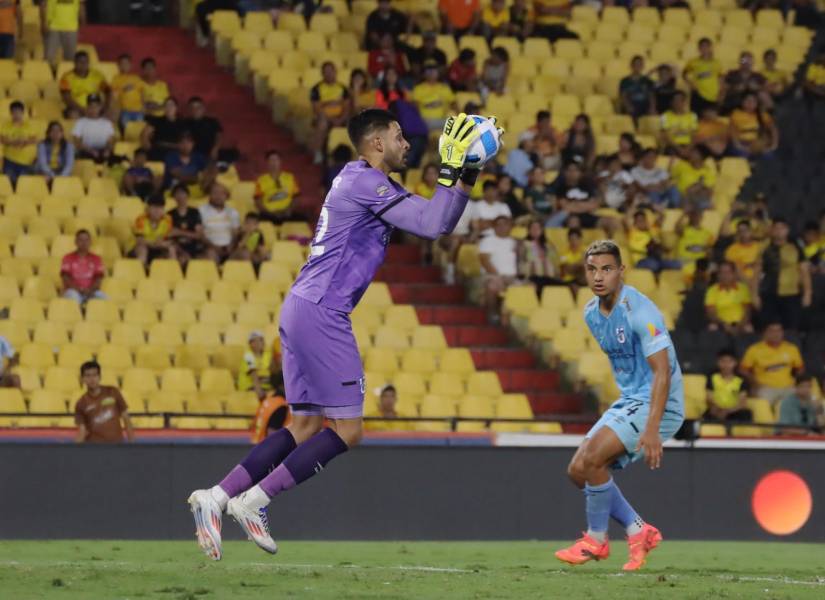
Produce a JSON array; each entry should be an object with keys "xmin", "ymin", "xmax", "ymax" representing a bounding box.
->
[
  {"xmin": 59, "ymin": 51, "xmax": 109, "ymax": 116},
  {"xmin": 762, "ymin": 49, "xmax": 790, "ymax": 101},
  {"xmin": 324, "ymin": 144, "xmax": 353, "ymax": 192},
  {"xmin": 110, "ymin": 53, "xmax": 145, "ymax": 128},
  {"xmin": 684, "ymin": 37, "xmax": 723, "ymax": 115},
  {"xmin": 724, "ymin": 217, "xmax": 761, "ymax": 283},
  {"xmin": 625, "ymin": 206, "xmax": 679, "ymax": 273},
  {"xmin": 250, "ymin": 376, "xmax": 290, "ymax": 444},
  {"xmin": 408, "ymin": 31, "xmax": 447, "ymax": 81},
  {"xmin": 802, "ymin": 221, "xmax": 823, "ymax": 265},
  {"xmin": 74, "ymin": 360, "xmax": 134, "ymax": 443},
  {"xmin": 532, "ymin": 0, "xmax": 577, "ymax": 42},
  {"xmin": 598, "ymin": 153, "xmax": 635, "ymax": 210},
  {"xmin": 559, "ymin": 227, "xmax": 585, "ymax": 287},
  {"xmin": 310, "ymin": 61, "xmax": 350, "ymax": 164},
  {"xmin": 777, "ymin": 375, "xmax": 823, "ymax": 435},
  {"xmin": 660, "ymin": 91, "xmax": 698, "ymax": 156},
  {"xmin": 620, "ymin": 56, "xmax": 655, "ymax": 122},
  {"xmin": 387, "ymin": 95, "xmax": 428, "ymax": 168},
  {"xmin": 231, "ymin": 211, "xmax": 269, "ymax": 267},
  {"xmin": 729, "ymin": 92, "xmax": 779, "ymax": 160},
  {"xmin": 0, "ymin": 101, "xmax": 38, "ymax": 185},
  {"xmin": 693, "ymin": 106, "xmax": 730, "ymax": 160},
  {"xmin": 239, "ymin": 331, "xmax": 278, "ymax": 399},
  {"xmin": 755, "ymin": 219, "xmax": 812, "ymax": 329},
  {"xmin": 163, "ymin": 132, "xmax": 214, "ymax": 193},
  {"xmin": 194, "ymin": 0, "xmax": 239, "ymax": 39},
  {"xmin": 803, "ymin": 53, "xmax": 825, "ymax": 104},
  {"xmin": 41, "ymin": 0, "xmax": 84, "ymax": 66},
  {"xmin": 412, "ymin": 60, "xmax": 456, "ymax": 131},
  {"xmin": 532, "ymin": 110, "xmax": 562, "ymax": 150},
  {"xmin": 168, "ymin": 183, "xmax": 205, "ymax": 264},
  {"xmin": 349, "ymin": 69, "xmax": 374, "ymax": 113},
  {"xmin": 523, "ymin": 166, "xmax": 553, "ymax": 223},
  {"xmin": 72, "ymin": 94, "xmax": 116, "ymax": 164},
  {"xmin": 377, "ymin": 384, "xmax": 400, "ymax": 419},
  {"xmin": 199, "ymin": 182, "xmax": 240, "ymax": 263},
  {"xmin": 253, "ymin": 149, "xmax": 299, "ymax": 224},
  {"xmin": 705, "ymin": 260, "xmax": 754, "ymax": 334},
  {"xmin": 472, "ymin": 180, "xmax": 512, "ymax": 237},
  {"xmin": 676, "ymin": 207, "xmax": 714, "ymax": 265},
  {"xmin": 480, "ymin": 47, "xmax": 509, "ymax": 99},
  {"xmin": 374, "ymin": 66, "xmax": 408, "ymax": 109},
  {"xmin": 741, "ymin": 321, "xmax": 805, "ymax": 407},
  {"xmin": 504, "ymin": 130, "xmax": 537, "ymax": 188},
  {"xmin": 132, "ymin": 194, "xmax": 176, "ymax": 266},
  {"xmin": 0, "ymin": 1, "xmax": 17, "ymax": 59},
  {"xmin": 508, "ymin": 0, "xmax": 533, "ymax": 39},
  {"xmin": 479, "ymin": 215, "xmax": 519, "ymax": 321},
  {"xmin": 723, "ymin": 51, "xmax": 770, "ymax": 113},
  {"xmin": 413, "ymin": 163, "xmax": 439, "ymax": 199},
  {"xmin": 61, "ymin": 228, "xmax": 106, "ymax": 305},
  {"xmin": 494, "ymin": 175, "xmax": 527, "ymax": 223},
  {"xmin": 365, "ymin": 0, "xmax": 409, "ymax": 50},
  {"xmin": 520, "ymin": 219, "xmax": 563, "ymax": 298},
  {"xmin": 669, "ymin": 146, "xmax": 715, "ymax": 208},
  {"xmin": 616, "ymin": 133, "xmax": 640, "ymax": 170},
  {"xmin": 36, "ymin": 121, "xmax": 75, "ymax": 183},
  {"xmin": 122, "ymin": 148, "xmax": 159, "ymax": 200},
  {"xmin": 141, "ymin": 96, "xmax": 184, "ymax": 162},
  {"xmin": 184, "ymin": 96, "xmax": 223, "ymax": 162},
  {"xmin": 545, "ymin": 162, "xmax": 602, "ymax": 230},
  {"xmin": 0, "ymin": 334, "xmax": 19, "ymax": 389},
  {"xmin": 141, "ymin": 57, "xmax": 170, "ymax": 118},
  {"xmin": 481, "ymin": 0, "xmax": 510, "ymax": 40},
  {"xmin": 652, "ymin": 63, "xmax": 678, "ymax": 115},
  {"xmin": 631, "ymin": 148, "xmax": 680, "ymax": 208},
  {"xmin": 447, "ymin": 49, "xmax": 479, "ymax": 92},
  {"xmin": 439, "ymin": 0, "xmax": 480, "ymax": 36},
  {"xmin": 368, "ymin": 32, "xmax": 408, "ymax": 80},
  {"xmin": 560, "ymin": 114, "xmax": 595, "ymax": 168},
  {"xmin": 704, "ymin": 349, "xmax": 754, "ymax": 424}
]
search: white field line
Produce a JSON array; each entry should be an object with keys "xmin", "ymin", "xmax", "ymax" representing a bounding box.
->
[{"xmin": 2, "ymin": 560, "xmax": 824, "ymax": 585}]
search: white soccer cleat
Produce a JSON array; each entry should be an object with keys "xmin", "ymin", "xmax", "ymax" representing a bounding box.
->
[
  {"xmin": 188, "ymin": 489, "xmax": 223, "ymax": 561},
  {"xmin": 226, "ymin": 488, "xmax": 279, "ymax": 555}
]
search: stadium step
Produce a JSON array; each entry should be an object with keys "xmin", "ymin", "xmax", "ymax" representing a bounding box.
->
[
  {"xmin": 416, "ymin": 306, "xmax": 488, "ymax": 326},
  {"xmin": 388, "ymin": 284, "xmax": 465, "ymax": 305},
  {"xmin": 376, "ymin": 264, "xmax": 442, "ymax": 283},
  {"xmin": 472, "ymin": 349, "xmax": 536, "ymax": 369},
  {"xmin": 385, "ymin": 245, "xmax": 423, "ymax": 265},
  {"xmin": 496, "ymin": 369, "xmax": 560, "ymax": 392},
  {"xmin": 80, "ymin": 25, "xmax": 321, "ymax": 214},
  {"xmin": 527, "ymin": 392, "xmax": 583, "ymax": 416},
  {"xmin": 442, "ymin": 325, "xmax": 511, "ymax": 347}
]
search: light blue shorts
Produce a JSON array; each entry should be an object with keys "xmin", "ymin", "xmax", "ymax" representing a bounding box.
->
[{"xmin": 586, "ymin": 398, "xmax": 684, "ymax": 470}]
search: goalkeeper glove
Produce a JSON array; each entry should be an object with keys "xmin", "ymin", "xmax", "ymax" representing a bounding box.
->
[{"xmin": 437, "ymin": 113, "xmax": 480, "ymax": 187}]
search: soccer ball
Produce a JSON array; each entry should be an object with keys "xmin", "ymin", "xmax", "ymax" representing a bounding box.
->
[{"xmin": 441, "ymin": 115, "xmax": 502, "ymax": 170}]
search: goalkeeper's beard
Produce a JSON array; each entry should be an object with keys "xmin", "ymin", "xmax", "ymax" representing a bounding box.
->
[{"xmin": 386, "ymin": 149, "xmax": 408, "ymax": 172}]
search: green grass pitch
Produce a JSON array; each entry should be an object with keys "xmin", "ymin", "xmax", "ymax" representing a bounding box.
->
[{"xmin": 1, "ymin": 540, "xmax": 823, "ymax": 599}]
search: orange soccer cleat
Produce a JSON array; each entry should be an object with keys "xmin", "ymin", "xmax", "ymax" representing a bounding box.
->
[
  {"xmin": 554, "ymin": 533, "xmax": 610, "ymax": 565},
  {"xmin": 622, "ymin": 523, "xmax": 663, "ymax": 571}
]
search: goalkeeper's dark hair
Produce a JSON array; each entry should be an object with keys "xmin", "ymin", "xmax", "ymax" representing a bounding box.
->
[
  {"xmin": 347, "ymin": 109, "xmax": 396, "ymax": 149},
  {"xmin": 584, "ymin": 239, "xmax": 623, "ymax": 266},
  {"xmin": 80, "ymin": 360, "xmax": 101, "ymax": 377}
]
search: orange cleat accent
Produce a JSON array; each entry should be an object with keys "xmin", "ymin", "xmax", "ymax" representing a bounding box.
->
[
  {"xmin": 554, "ymin": 533, "xmax": 610, "ymax": 565},
  {"xmin": 622, "ymin": 523, "xmax": 663, "ymax": 571}
]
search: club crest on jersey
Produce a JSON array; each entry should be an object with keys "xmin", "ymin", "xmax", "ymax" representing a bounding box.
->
[
  {"xmin": 376, "ymin": 184, "xmax": 390, "ymax": 197},
  {"xmin": 615, "ymin": 327, "xmax": 626, "ymax": 344}
]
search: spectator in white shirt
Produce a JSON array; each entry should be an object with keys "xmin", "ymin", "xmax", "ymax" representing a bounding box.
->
[
  {"xmin": 631, "ymin": 148, "xmax": 681, "ymax": 208},
  {"xmin": 440, "ymin": 197, "xmax": 477, "ymax": 285},
  {"xmin": 478, "ymin": 215, "xmax": 520, "ymax": 322},
  {"xmin": 198, "ymin": 182, "xmax": 240, "ymax": 263},
  {"xmin": 0, "ymin": 335, "xmax": 20, "ymax": 389},
  {"xmin": 472, "ymin": 180, "xmax": 512, "ymax": 238},
  {"xmin": 72, "ymin": 94, "xmax": 116, "ymax": 164}
]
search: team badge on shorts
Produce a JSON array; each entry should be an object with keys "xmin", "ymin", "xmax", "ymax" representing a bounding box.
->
[{"xmin": 615, "ymin": 327, "xmax": 626, "ymax": 344}]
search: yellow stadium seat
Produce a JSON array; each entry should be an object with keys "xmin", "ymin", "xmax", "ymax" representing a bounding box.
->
[
  {"xmin": 550, "ymin": 334, "xmax": 587, "ymax": 361},
  {"xmin": 576, "ymin": 351, "xmax": 612, "ymax": 385},
  {"xmin": 198, "ymin": 302, "xmax": 235, "ymax": 328},
  {"xmin": 497, "ymin": 394, "xmax": 534, "ymax": 419},
  {"xmin": 530, "ymin": 421, "xmax": 563, "ymax": 434},
  {"xmin": 184, "ymin": 323, "xmax": 221, "ymax": 347},
  {"xmin": 263, "ymin": 30, "xmax": 294, "ymax": 53},
  {"xmin": 33, "ymin": 321, "xmax": 68, "ymax": 346},
  {"xmin": 185, "ymin": 259, "xmax": 220, "ymax": 287},
  {"xmin": 29, "ymin": 389, "xmax": 68, "ymax": 414},
  {"xmin": 160, "ymin": 300, "xmax": 198, "ymax": 330},
  {"xmin": 96, "ymin": 343, "xmax": 133, "ymax": 372},
  {"xmin": 211, "ymin": 345, "xmax": 245, "ymax": 376},
  {"xmin": 199, "ymin": 368, "xmax": 235, "ymax": 395},
  {"xmin": 8, "ymin": 80, "xmax": 41, "ymax": 104},
  {"xmin": 14, "ymin": 234, "xmax": 49, "ymax": 261},
  {"xmin": 146, "ymin": 391, "xmax": 185, "ymax": 413},
  {"xmin": 112, "ymin": 196, "xmax": 145, "ymax": 222},
  {"xmin": 602, "ymin": 5, "xmax": 630, "ymax": 26},
  {"xmin": 309, "ymin": 12, "xmax": 338, "ymax": 34},
  {"xmin": 683, "ymin": 374, "xmax": 707, "ymax": 419},
  {"xmin": 419, "ymin": 394, "xmax": 458, "ymax": 418},
  {"xmin": 458, "ymin": 395, "xmax": 495, "ymax": 418},
  {"xmin": 466, "ymin": 372, "xmax": 503, "ymax": 397},
  {"xmin": 25, "ymin": 217, "xmax": 60, "ymax": 244},
  {"xmin": 539, "ymin": 57, "xmax": 569, "ymax": 79},
  {"xmin": 382, "ymin": 305, "xmax": 418, "ymax": 332},
  {"xmin": 113, "ymin": 259, "xmax": 146, "ymax": 286},
  {"xmin": 748, "ymin": 398, "xmax": 774, "ymax": 424},
  {"xmin": 553, "ymin": 39, "xmax": 584, "ymax": 60},
  {"xmin": 571, "ymin": 4, "xmax": 598, "ymax": 24},
  {"xmin": 244, "ymin": 11, "xmax": 273, "ymax": 35},
  {"xmin": 21, "ymin": 275, "xmax": 57, "ymax": 302},
  {"xmin": 540, "ymin": 286, "xmax": 575, "ymax": 314},
  {"xmin": 51, "ymin": 176, "xmax": 85, "ymax": 202},
  {"xmin": 393, "ymin": 372, "xmax": 427, "ymax": 397},
  {"xmin": 364, "ymin": 348, "xmax": 399, "ymax": 374},
  {"xmin": 134, "ymin": 344, "xmax": 171, "ymax": 371},
  {"xmin": 19, "ymin": 342, "xmax": 55, "ymax": 369},
  {"xmin": 358, "ymin": 282, "xmax": 392, "ymax": 311},
  {"xmin": 0, "ymin": 388, "xmax": 26, "ymax": 412},
  {"xmin": 46, "ymin": 297, "xmax": 82, "ymax": 325},
  {"xmin": 411, "ymin": 326, "xmax": 447, "ymax": 352},
  {"xmin": 160, "ymin": 367, "xmax": 198, "ymax": 395},
  {"xmin": 0, "ymin": 274, "xmax": 21, "ymax": 306},
  {"xmin": 594, "ymin": 22, "xmax": 624, "ymax": 44},
  {"xmin": 3, "ymin": 196, "xmax": 38, "ymax": 225},
  {"xmin": 224, "ymin": 390, "xmax": 259, "ymax": 414},
  {"xmin": 221, "ymin": 260, "xmax": 256, "ymax": 288},
  {"xmin": 135, "ymin": 279, "xmax": 171, "ymax": 308},
  {"xmin": 278, "ymin": 11, "xmax": 307, "ymax": 34},
  {"xmin": 236, "ymin": 303, "xmax": 271, "ymax": 328},
  {"xmin": 503, "ymin": 285, "xmax": 540, "ymax": 318},
  {"xmin": 83, "ymin": 299, "xmax": 121, "ymax": 330},
  {"xmin": 269, "ymin": 241, "xmax": 306, "ymax": 271},
  {"xmin": 663, "ymin": 7, "xmax": 692, "ymax": 29},
  {"xmin": 527, "ymin": 309, "xmax": 563, "ymax": 339},
  {"xmin": 147, "ymin": 323, "xmax": 184, "ymax": 349},
  {"xmin": 296, "ymin": 31, "xmax": 327, "ymax": 58},
  {"xmin": 551, "ymin": 94, "xmax": 581, "ymax": 118},
  {"xmin": 43, "ymin": 365, "xmax": 81, "ymax": 394},
  {"xmin": 210, "ymin": 10, "xmax": 242, "ymax": 36},
  {"xmin": 122, "ymin": 367, "xmax": 159, "ymax": 396},
  {"xmin": 243, "ymin": 280, "xmax": 281, "ymax": 307},
  {"xmin": 109, "ymin": 323, "xmax": 146, "ymax": 349},
  {"xmin": 699, "ymin": 423, "xmax": 726, "ymax": 437},
  {"xmin": 123, "ymin": 300, "xmax": 159, "ymax": 328},
  {"xmin": 755, "ymin": 9, "xmax": 783, "ymax": 30},
  {"xmin": 1, "ymin": 257, "xmax": 34, "ymax": 286},
  {"xmin": 439, "ymin": 348, "xmax": 475, "ymax": 376},
  {"xmin": 400, "ymin": 348, "xmax": 437, "ymax": 374},
  {"xmin": 632, "ymin": 6, "xmax": 661, "ymax": 26},
  {"xmin": 16, "ymin": 175, "xmax": 49, "ymax": 198},
  {"xmin": 373, "ymin": 325, "xmax": 409, "ymax": 350},
  {"xmin": 173, "ymin": 280, "xmax": 208, "ymax": 306},
  {"xmin": 174, "ymin": 344, "xmax": 211, "ymax": 371},
  {"xmin": 49, "ymin": 234, "xmax": 75, "ymax": 259},
  {"xmin": 149, "ymin": 259, "xmax": 183, "ymax": 286}
]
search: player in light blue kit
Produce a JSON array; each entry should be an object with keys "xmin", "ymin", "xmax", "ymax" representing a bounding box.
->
[
  {"xmin": 186, "ymin": 110, "xmax": 502, "ymax": 560},
  {"xmin": 555, "ymin": 240, "xmax": 684, "ymax": 571}
]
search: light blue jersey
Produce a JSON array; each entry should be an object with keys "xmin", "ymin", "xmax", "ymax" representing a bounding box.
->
[{"xmin": 584, "ymin": 285, "xmax": 684, "ymax": 468}]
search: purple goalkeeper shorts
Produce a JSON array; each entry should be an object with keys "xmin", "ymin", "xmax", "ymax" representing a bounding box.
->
[{"xmin": 279, "ymin": 292, "xmax": 365, "ymax": 419}]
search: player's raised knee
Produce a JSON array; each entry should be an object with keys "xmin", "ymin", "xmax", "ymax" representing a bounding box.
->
[
  {"xmin": 567, "ymin": 456, "xmax": 587, "ymax": 485},
  {"xmin": 333, "ymin": 420, "xmax": 363, "ymax": 448}
]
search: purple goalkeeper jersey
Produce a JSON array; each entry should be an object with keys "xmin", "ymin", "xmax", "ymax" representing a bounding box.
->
[{"xmin": 290, "ymin": 160, "xmax": 469, "ymax": 313}]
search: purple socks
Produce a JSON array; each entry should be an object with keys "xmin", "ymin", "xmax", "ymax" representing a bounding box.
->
[
  {"xmin": 259, "ymin": 428, "xmax": 348, "ymax": 498},
  {"xmin": 218, "ymin": 428, "xmax": 297, "ymax": 497}
]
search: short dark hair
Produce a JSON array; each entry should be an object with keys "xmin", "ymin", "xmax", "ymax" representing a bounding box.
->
[
  {"xmin": 482, "ymin": 180, "xmax": 497, "ymax": 191},
  {"xmin": 631, "ymin": 54, "xmax": 644, "ymax": 63},
  {"xmin": 9, "ymin": 100, "xmax": 24, "ymax": 112},
  {"xmin": 347, "ymin": 108, "xmax": 396, "ymax": 149},
  {"xmin": 381, "ymin": 384, "xmax": 396, "ymax": 394},
  {"xmin": 265, "ymin": 149, "xmax": 280, "ymax": 159},
  {"xmin": 245, "ymin": 211, "xmax": 260, "ymax": 221},
  {"xmin": 147, "ymin": 193, "xmax": 166, "ymax": 207},
  {"xmin": 188, "ymin": 96, "xmax": 204, "ymax": 105},
  {"xmin": 796, "ymin": 374, "xmax": 813, "ymax": 385},
  {"xmin": 141, "ymin": 57, "xmax": 156, "ymax": 68},
  {"xmin": 718, "ymin": 260, "xmax": 736, "ymax": 270},
  {"xmin": 75, "ymin": 228, "xmax": 91, "ymax": 238},
  {"xmin": 698, "ymin": 37, "xmax": 712, "ymax": 46},
  {"xmin": 568, "ymin": 227, "xmax": 582, "ymax": 239},
  {"xmin": 764, "ymin": 319, "xmax": 784, "ymax": 329},
  {"xmin": 536, "ymin": 110, "xmax": 550, "ymax": 122},
  {"xmin": 171, "ymin": 183, "xmax": 189, "ymax": 196},
  {"xmin": 118, "ymin": 53, "xmax": 131, "ymax": 61},
  {"xmin": 673, "ymin": 90, "xmax": 687, "ymax": 100},
  {"xmin": 633, "ymin": 210, "xmax": 647, "ymax": 219},
  {"xmin": 803, "ymin": 220, "xmax": 819, "ymax": 232},
  {"xmin": 134, "ymin": 148, "xmax": 147, "ymax": 158},
  {"xmin": 717, "ymin": 348, "xmax": 737, "ymax": 360},
  {"xmin": 773, "ymin": 217, "xmax": 788, "ymax": 226},
  {"xmin": 584, "ymin": 239, "xmax": 623, "ymax": 266},
  {"xmin": 80, "ymin": 360, "xmax": 101, "ymax": 376},
  {"xmin": 458, "ymin": 48, "xmax": 476, "ymax": 62},
  {"xmin": 178, "ymin": 131, "xmax": 194, "ymax": 143},
  {"xmin": 737, "ymin": 219, "xmax": 751, "ymax": 228},
  {"xmin": 74, "ymin": 50, "xmax": 89, "ymax": 61}
]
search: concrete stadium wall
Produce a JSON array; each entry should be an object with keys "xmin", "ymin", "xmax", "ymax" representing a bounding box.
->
[{"xmin": 1, "ymin": 444, "xmax": 823, "ymax": 541}]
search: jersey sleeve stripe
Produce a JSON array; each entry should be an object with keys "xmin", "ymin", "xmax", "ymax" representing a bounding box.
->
[{"xmin": 374, "ymin": 192, "xmax": 412, "ymax": 218}]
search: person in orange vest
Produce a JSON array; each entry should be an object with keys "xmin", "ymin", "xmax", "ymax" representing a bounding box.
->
[{"xmin": 251, "ymin": 374, "xmax": 292, "ymax": 444}]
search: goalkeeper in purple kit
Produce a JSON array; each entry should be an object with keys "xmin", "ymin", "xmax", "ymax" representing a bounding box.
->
[{"xmin": 187, "ymin": 110, "xmax": 502, "ymax": 560}]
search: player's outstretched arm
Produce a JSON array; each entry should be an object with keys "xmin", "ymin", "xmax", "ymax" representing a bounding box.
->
[
  {"xmin": 378, "ymin": 185, "xmax": 470, "ymax": 240},
  {"xmin": 636, "ymin": 348, "xmax": 671, "ymax": 469}
]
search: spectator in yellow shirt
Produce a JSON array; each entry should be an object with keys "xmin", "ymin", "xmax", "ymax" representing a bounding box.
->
[
  {"xmin": 730, "ymin": 92, "xmax": 779, "ymax": 159},
  {"xmin": 309, "ymin": 61, "xmax": 351, "ymax": 165},
  {"xmin": 238, "ymin": 331, "xmax": 278, "ymax": 399},
  {"xmin": 481, "ymin": 0, "xmax": 510, "ymax": 40},
  {"xmin": 675, "ymin": 207, "xmax": 714, "ymax": 264},
  {"xmin": 705, "ymin": 261, "xmax": 753, "ymax": 334},
  {"xmin": 624, "ymin": 205, "xmax": 680, "ymax": 273},
  {"xmin": 59, "ymin": 50, "xmax": 109, "ymax": 114},
  {"xmin": 141, "ymin": 57, "xmax": 169, "ymax": 118},
  {"xmin": 532, "ymin": 0, "xmax": 577, "ymax": 43},
  {"xmin": 41, "ymin": 0, "xmax": 85, "ymax": 65},
  {"xmin": 254, "ymin": 150, "xmax": 300, "ymax": 224},
  {"xmin": 364, "ymin": 385, "xmax": 410, "ymax": 432},
  {"xmin": 132, "ymin": 194, "xmax": 176, "ymax": 266},
  {"xmin": 659, "ymin": 91, "xmax": 698, "ymax": 156},
  {"xmin": 559, "ymin": 227, "xmax": 585, "ymax": 286},
  {"xmin": 669, "ymin": 146, "xmax": 716, "ymax": 208},
  {"xmin": 110, "ymin": 53, "xmax": 145, "ymax": 128},
  {"xmin": 724, "ymin": 218, "xmax": 761, "ymax": 283},
  {"xmin": 762, "ymin": 49, "xmax": 790, "ymax": 100},
  {"xmin": 413, "ymin": 163, "xmax": 439, "ymax": 199},
  {"xmin": 683, "ymin": 37, "xmax": 723, "ymax": 115},
  {"xmin": 412, "ymin": 60, "xmax": 457, "ymax": 131},
  {"xmin": 740, "ymin": 321, "xmax": 804, "ymax": 407},
  {"xmin": 0, "ymin": 101, "xmax": 39, "ymax": 184},
  {"xmin": 803, "ymin": 53, "xmax": 825, "ymax": 102},
  {"xmin": 704, "ymin": 349, "xmax": 753, "ymax": 424}
]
